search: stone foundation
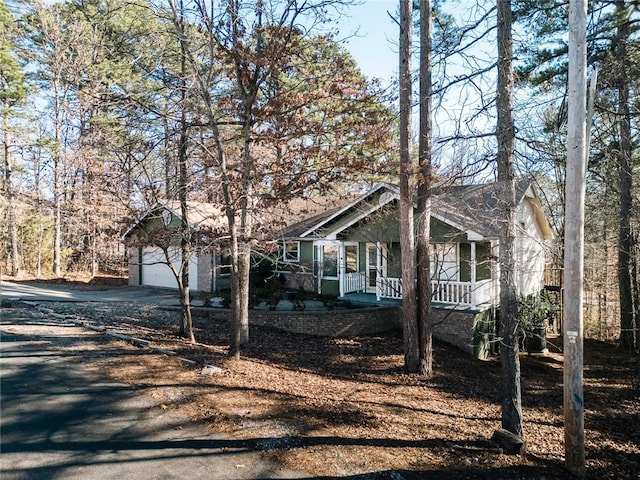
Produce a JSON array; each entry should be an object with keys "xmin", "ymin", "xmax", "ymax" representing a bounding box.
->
[
  {"xmin": 431, "ymin": 307, "xmax": 495, "ymax": 359},
  {"xmin": 194, "ymin": 305, "xmax": 401, "ymax": 337},
  {"xmin": 191, "ymin": 304, "xmax": 494, "ymax": 358}
]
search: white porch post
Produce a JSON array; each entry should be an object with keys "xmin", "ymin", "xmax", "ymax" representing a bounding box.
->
[
  {"xmin": 339, "ymin": 244, "xmax": 345, "ymax": 298},
  {"xmin": 470, "ymin": 241, "xmax": 477, "ymax": 309},
  {"xmin": 376, "ymin": 241, "xmax": 382, "ymax": 301},
  {"xmin": 314, "ymin": 244, "xmax": 322, "ymax": 295},
  {"xmin": 492, "ymin": 241, "xmax": 500, "ymax": 305}
]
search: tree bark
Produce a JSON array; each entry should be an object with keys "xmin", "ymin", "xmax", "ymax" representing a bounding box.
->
[
  {"xmin": 399, "ymin": 0, "xmax": 419, "ymax": 373},
  {"xmin": 3, "ymin": 111, "xmax": 20, "ymax": 276},
  {"xmin": 416, "ymin": 0, "xmax": 434, "ymax": 376},
  {"xmin": 614, "ymin": 0, "xmax": 635, "ymax": 351},
  {"xmin": 178, "ymin": 1, "xmax": 195, "ymax": 344},
  {"xmin": 496, "ymin": 0, "xmax": 523, "ymax": 439},
  {"xmin": 53, "ymin": 88, "xmax": 62, "ymax": 278}
]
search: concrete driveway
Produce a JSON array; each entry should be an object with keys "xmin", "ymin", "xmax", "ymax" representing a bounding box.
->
[
  {"xmin": 0, "ymin": 302, "xmax": 305, "ymax": 480},
  {"xmin": 0, "ymin": 280, "xmax": 180, "ymax": 305}
]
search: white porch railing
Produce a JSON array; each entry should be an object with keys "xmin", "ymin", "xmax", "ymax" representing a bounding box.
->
[
  {"xmin": 340, "ymin": 272, "xmax": 367, "ymax": 296},
  {"xmin": 377, "ymin": 277, "xmax": 495, "ymax": 308},
  {"xmin": 377, "ymin": 276, "xmax": 402, "ymax": 300}
]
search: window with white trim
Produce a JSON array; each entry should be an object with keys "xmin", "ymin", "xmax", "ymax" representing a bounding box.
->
[
  {"xmin": 283, "ymin": 241, "xmax": 300, "ymax": 262},
  {"xmin": 322, "ymin": 244, "xmax": 339, "ymax": 278},
  {"xmin": 430, "ymin": 243, "xmax": 459, "ymax": 281},
  {"xmin": 219, "ymin": 248, "xmax": 232, "ymax": 275},
  {"xmin": 344, "ymin": 244, "xmax": 358, "ymax": 273}
]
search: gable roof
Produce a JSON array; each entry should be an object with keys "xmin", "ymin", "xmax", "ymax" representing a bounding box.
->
[
  {"xmin": 121, "ymin": 200, "xmax": 226, "ymax": 240},
  {"xmin": 432, "ymin": 178, "xmax": 553, "ymax": 240},
  {"xmin": 122, "ymin": 196, "xmax": 357, "ymax": 242},
  {"xmin": 266, "ymin": 195, "xmax": 357, "ymax": 238},
  {"xmin": 283, "ymin": 178, "xmax": 553, "ymax": 241},
  {"xmin": 280, "ymin": 183, "xmax": 398, "ymax": 239}
]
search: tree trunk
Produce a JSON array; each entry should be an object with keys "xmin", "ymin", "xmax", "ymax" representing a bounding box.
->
[
  {"xmin": 53, "ymin": 91, "xmax": 62, "ymax": 278},
  {"xmin": 177, "ymin": 9, "xmax": 195, "ymax": 344},
  {"xmin": 229, "ymin": 225, "xmax": 247, "ymax": 359},
  {"xmin": 614, "ymin": 0, "xmax": 634, "ymax": 351},
  {"xmin": 399, "ymin": 0, "xmax": 419, "ymax": 373},
  {"xmin": 236, "ymin": 244, "xmax": 251, "ymax": 345},
  {"xmin": 416, "ymin": 0, "xmax": 434, "ymax": 376},
  {"xmin": 631, "ymin": 233, "xmax": 639, "ymax": 350},
  {"xmin": 496, "ymin": 0, "xmax": 523, "ymax": 439},
  {"xmin": 3, "ymin": 111, "xmax": 20, "ymax": 276}
]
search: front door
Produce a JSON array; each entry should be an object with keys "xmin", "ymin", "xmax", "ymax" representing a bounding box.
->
[{"xmin": 366, "ymin": 243, "xmax": 387, "ymax": 294}]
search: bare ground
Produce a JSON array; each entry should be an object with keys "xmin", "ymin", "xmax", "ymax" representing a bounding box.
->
[{"xmin": 2, "ymin": 280, "xmax": 639, "ymax": 480}]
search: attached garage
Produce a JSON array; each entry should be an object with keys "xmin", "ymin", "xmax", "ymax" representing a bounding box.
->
[
  {"xmin": 140, "ymin": 247, "xmax": 198, "ymax": 290},
  {"xmin": 123, "ymin": 201, "xmax": 230, "ymax": 293}
]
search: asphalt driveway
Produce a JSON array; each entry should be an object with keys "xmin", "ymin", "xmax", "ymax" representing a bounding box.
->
[
  {"xmin": 0, "ymin": 303, "xmax": 303, "ymax": 480},
  {"xmin": 0, "ymin": 280, "xmax": 180, "ymax": 305}
]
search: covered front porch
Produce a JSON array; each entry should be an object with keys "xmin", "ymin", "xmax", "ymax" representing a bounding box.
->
[{"xmin": 339, "ymin": 272, "xmax": 497, "ymax": 310}]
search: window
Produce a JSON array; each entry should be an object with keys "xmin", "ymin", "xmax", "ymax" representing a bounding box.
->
[
  {"xmin": 322, "ymin": 244, "xmax": 338, "ymax": 278},
  {"xmin": 219, "ymin": 248, "xmax": 232, "ymax": 275},
  {"xmin": 283, "ymin": 241, "xmax": 300, "ymax": 262},
  {"xmin": 430, "ymin": 243, "xmax": 458, "ymax": 281},
  {"xmin": 345, "ymin": 245, "xmax": 358, "ymax": 273}
]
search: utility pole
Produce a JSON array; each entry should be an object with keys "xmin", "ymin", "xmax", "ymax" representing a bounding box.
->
[{"xmin": 564, "ymin": 0, "xmax": 587, "ymax": 476}]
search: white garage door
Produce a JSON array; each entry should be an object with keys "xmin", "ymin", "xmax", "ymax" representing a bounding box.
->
[{"xmin": 141, "ymin": 247, "xmax": 198, "ymax": 290}]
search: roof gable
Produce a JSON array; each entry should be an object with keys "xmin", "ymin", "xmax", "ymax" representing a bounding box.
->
[
  {"xmin": 282, "ymin": 178, "xmax": 554, "ymax": 242},
  {"xmin": 122, "ymin": 200, "xmax": 226, "ymax": 241},
  {"xmin": 282, "ymin": 184, "xmax": 399, "ymax": 239}
]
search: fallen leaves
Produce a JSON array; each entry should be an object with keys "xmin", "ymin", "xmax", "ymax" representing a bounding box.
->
[{"xmin": 40, "ymin": 300, "xmax": 640, "ymax": 479}]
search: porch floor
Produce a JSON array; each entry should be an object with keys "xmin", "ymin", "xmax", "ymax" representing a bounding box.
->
[
  {"xmin": 341, "ymin": 292, "xmax": 401, "ymax": 307},
  {"xmin": 341, "ymin": 292, "xmax": 493, "ymax": 312}
]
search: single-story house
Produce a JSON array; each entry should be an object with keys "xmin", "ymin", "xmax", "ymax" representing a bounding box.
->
[
  {"xmin": 278, "ymin": 178, "xmax": 553, "ymax": 305},
  {"xmin": 275, "ymin": 178, "xmax": 554, "ymax": 357},
  {"xmin": 122, "ymin": 179, "xmax": 554, "ymax": 358}
]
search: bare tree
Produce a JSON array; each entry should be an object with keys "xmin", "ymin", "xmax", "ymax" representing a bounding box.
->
[
  {"xmin": 1, "ymin": 2, "xmax": 28, "ymax": 277},
  {"xmin": 162, "ymin": 0, "xmax": 392, "ymax": 357},
  {"xmin": 613, "ymin": 0, "xmax": 635, "ymax": 351}
]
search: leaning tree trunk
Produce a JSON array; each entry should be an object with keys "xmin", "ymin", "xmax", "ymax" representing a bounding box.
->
[{"xmin": 496, "ymin": 0, "xmax": 524, "ymax": 439}]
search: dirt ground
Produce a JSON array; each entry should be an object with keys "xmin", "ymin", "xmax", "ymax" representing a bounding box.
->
[{"xmin": 3, "ymin": 278, "xmax": 639, "ymax": 479}]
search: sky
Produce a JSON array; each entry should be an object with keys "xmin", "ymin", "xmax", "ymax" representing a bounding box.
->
[
  {"xmin": 333, "ymin": 1, "xmax": 400, "ymax": 86},
  {"xmin": 334, "ymin": 0, "xmax": 498, "ymax": 168}
]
